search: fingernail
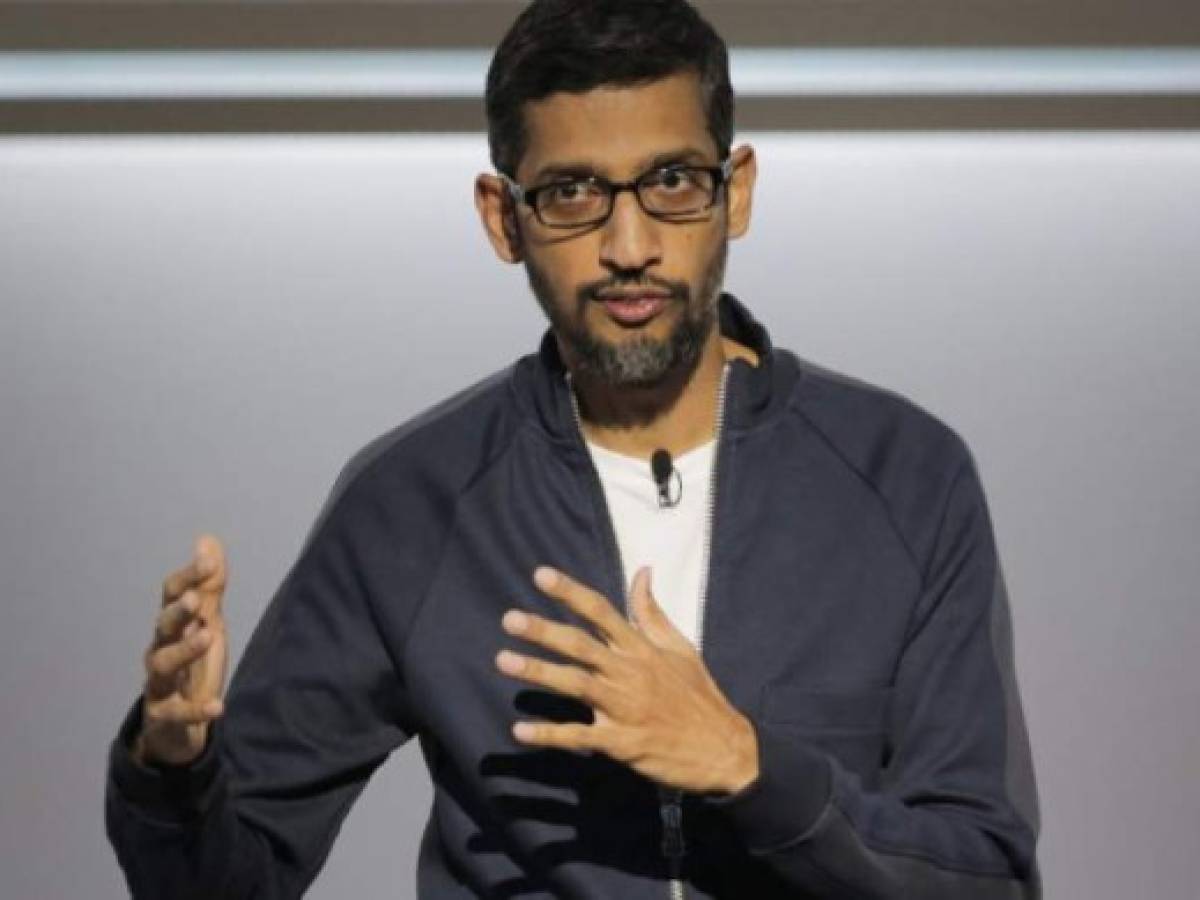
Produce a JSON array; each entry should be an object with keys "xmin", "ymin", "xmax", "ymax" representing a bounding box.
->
[
  {"xmin": 496, "ymin": 650, "xmax": 525, "ymax": 673},
  {"xmin": 502, "ymin": 610, "xmax": 528, "ymax": 633},
  {"xmin": 533, "ymin": 566, "xmax": 557, "ymax": 589}
]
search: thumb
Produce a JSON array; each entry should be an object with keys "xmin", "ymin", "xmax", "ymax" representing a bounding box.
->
[
  {"xmin": 629, "ymin": 567, "xmax": 689, "ymax": 651},
  {"xmin": 193, "ymin": 532, "xmax": 228, "ymax": 612}
]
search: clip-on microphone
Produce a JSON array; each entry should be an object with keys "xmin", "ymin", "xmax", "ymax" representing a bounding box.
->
[{"xmin": 650, "ymin": 449, "xmax": 682, "ymax": 508}]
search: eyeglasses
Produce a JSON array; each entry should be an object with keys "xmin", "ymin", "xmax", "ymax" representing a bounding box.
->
[{"xmin": 501, "ymin": 158, "xmax": 733, "ymax": 229}]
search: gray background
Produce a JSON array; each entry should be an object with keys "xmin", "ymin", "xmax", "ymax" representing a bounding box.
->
[{"xmin": 2, "ymin": 130, "xmax": 1198, "ymax": 898}]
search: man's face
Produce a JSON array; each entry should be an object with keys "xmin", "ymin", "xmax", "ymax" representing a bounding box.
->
[{"xmin": 505, "ymin": 71, "xmax": 739, "ymax": 388}]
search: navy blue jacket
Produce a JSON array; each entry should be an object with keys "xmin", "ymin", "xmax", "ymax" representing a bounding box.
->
[{"xmin": 106, "ymin": 293, "xmax": 1041, "ymax": 898}]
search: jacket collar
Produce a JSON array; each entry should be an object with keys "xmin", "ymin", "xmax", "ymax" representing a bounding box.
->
[{"xmin": 512, "ymin": 291, "xmax": 797, "ymax": 446}]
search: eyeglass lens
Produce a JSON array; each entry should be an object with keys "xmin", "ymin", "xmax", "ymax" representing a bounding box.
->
[{"xmin": 535, "ymin": 168, "xmax": 720, "ymax": 226}]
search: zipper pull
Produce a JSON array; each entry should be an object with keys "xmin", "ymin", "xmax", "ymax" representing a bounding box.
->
[{"xmin": 659, "ymin": 789, "xmax": 686, "ymax": 859}]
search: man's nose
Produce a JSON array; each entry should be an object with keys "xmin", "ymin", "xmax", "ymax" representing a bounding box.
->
[{"xmin": 599, "ymin": 189, "xmax": 662, "ymax": 273}]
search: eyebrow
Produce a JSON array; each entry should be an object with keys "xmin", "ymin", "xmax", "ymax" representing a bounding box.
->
[{"xmin": 530, "ymin": 147, "xmax": 712, "ymax": 183}]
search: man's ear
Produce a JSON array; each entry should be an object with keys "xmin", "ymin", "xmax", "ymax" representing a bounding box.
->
[
  {"xmin": 475, "ymin": 173, "xmax": 524, "ymax": 263},
  {"xmin": 725, "ymin": 143, "xmax": 757, "ymax": 241}
]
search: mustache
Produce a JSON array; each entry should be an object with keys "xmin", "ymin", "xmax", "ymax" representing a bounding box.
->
[{"xmin": 576, "ymin": 276, "xmax": 689, "ymax": 307}]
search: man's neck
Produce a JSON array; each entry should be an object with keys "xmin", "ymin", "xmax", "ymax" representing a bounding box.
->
[{"xmin": 568, "ymin": 332, "xmax": 759, "ymax": 461}]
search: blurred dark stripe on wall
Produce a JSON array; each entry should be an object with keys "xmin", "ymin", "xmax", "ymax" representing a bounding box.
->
[
  {"xmin": 2, "ymin": 0, "xmax": 1198, "ymax": 133},
  {"xmin": 5, "ymin": 1, "xmax": 1200, "ymax": 50}
]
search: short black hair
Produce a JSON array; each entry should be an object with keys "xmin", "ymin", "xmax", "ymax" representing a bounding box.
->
[{"xmin": 485, "ymin": 0, "xmax": 734, "ymax": 178}]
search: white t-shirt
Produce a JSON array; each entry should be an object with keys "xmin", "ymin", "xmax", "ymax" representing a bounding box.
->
[{"xmin": 583, "ymin": 437, "xmax": 716, "ymax": 649}]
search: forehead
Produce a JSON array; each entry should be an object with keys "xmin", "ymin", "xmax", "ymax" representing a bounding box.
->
[{"xmin": 516, "ymin": 70, "xmax": 717, "ymax": 182}]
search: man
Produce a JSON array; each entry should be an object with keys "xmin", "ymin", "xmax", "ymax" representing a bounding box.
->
[{"xmin": 106, "ymin": 1, "xmax": 1041, "ymax": 897}]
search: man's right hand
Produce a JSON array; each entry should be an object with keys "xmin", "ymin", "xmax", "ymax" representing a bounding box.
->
[{"xmin": 134, "ymin": 533, "xmax": 230, "ymax": 767}]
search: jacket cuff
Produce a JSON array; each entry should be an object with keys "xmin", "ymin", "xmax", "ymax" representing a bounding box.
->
[
  {"xmin": 698, "ymin": 716, "xmax": 834, "ymax": 853},
  {"xmin": 108, "ymin": 697, "xmax": 225, "ymax": 825}
]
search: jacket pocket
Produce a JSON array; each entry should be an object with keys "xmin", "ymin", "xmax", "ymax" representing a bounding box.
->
[{"xmin": 758, "ymin": 683, "xmax": 892, "ymax": 786}]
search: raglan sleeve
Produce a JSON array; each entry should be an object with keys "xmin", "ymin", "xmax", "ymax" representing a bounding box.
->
[
  {"xmin": 104, "ymin": 459, "xmax": 424, "ymax": 900},
  {"xmin": 700, "ymin": 450, "xmax": 1042, "ymax": 898}
]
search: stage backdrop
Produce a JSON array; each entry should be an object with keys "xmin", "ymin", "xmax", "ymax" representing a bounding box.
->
[{"xmin": 1, "ymin": 131, "xmax": 1197, "ymax": 899}]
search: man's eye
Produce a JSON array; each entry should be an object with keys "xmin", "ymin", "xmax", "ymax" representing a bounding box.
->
[
  {"xmin": 549, "ymin": 182, "xmax": 595, "ymax": 203},
  {"xmin": 651, "ymin": 168, "xmax": 696, "ymax": 191}
]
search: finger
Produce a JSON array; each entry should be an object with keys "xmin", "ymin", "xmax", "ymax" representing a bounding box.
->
[
  {"xmin": 511, "ymin": 719, "xmax": 597, "ymax": 751},
  {"xmin": 143, "ymin": 628, "xmax": 215, "ymax": 697},
  {"xmin": 629, "ymin": 567, "xmax": 693, "ymax": 654},
  {"xmin": 192, "ymin": 535, "xmax": 229, "ymax": 622},
  {"xmin": 192, "ymin": 533, "xmax": 228, "ymax": 596},
  {"xmin": 153, "ymin": 591, "xmax": 200, "ymax": 646},
  {"xmin": 628, "ymin": 567, "xmax": 658, "ymax": 629},
  {"xmin": 495, "ymin": 649, "xmax": 603, "ymax": 706},
  {"xmin": 532, "ymin": 566, "xmax": 638, "ymax": 649},
  {"xmin": 161, "ymin": 559, "xmax": 212, "ymax": 606},
  {"xmin": 501, "ymin": 609, "xmax": 611, "ymax": 672},
  {"xmin": 144, "ymin": 693, "xmax": 224, "ymax": 727}
]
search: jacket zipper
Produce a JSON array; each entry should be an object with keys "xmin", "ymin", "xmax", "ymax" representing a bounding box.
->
[{"xmin": 565, "ymin": 361, "xmax": 731, "ymax": 900}]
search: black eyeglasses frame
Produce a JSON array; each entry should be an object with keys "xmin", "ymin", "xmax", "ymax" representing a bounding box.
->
[{"xmin": 500, "ymin": 158, "xmax": 734, "ymax": 230}]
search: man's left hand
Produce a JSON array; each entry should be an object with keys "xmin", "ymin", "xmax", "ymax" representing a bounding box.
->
[{"xmin": 495, "ymin": 564, "xmax": 759, "ymax": 797}]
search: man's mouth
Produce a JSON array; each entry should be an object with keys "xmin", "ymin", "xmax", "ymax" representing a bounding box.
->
[{"xmin": 598, "ymin": 292, "xmax": 672, "ymax": 326}]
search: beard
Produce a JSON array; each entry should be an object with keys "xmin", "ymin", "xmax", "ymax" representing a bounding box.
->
[{"xmin": 523, "ymin": 238, "xmax": 728, "ymax": 389}]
